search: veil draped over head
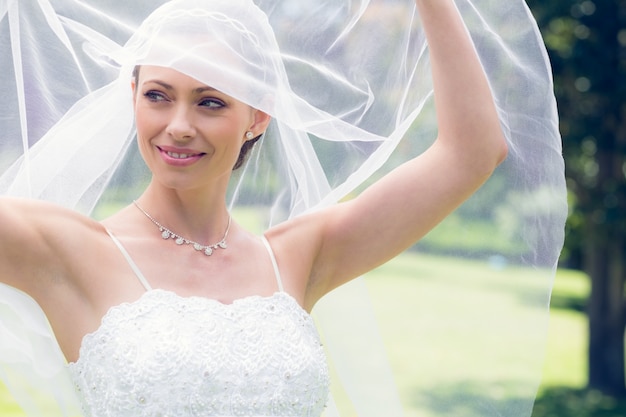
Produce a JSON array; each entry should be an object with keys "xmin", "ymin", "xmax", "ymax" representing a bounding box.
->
[{"xmin": 0, "ymin": 0, "xmax": 566, "ymax": 416}]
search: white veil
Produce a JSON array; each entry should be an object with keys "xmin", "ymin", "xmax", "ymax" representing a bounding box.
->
[{"xmin": 0, "ymin": 0, "xmax": 566, "ymax": 416}]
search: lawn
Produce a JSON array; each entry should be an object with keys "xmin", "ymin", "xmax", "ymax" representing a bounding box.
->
[{"xmin": 0, "ymin": 251, "xmax": 614, "ymax": 416}]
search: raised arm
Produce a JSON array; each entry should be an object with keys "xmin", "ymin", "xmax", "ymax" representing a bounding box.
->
[
  {"xmin": 275, "ymin": 0, "xmax": 508, "ymax": 308},
  {"xmin": 0, "ymin": 198, "xmax": 95, "ymax": 300},
  {"xmin": 414, "ymin": 0, "xmax": 507, "ymax": 162},
  {"xmin": 0, "ymin": 198, "xmax": 61, "ymax": 293}
]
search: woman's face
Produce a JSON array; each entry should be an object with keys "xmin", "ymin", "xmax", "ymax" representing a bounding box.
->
[{"xmin": 132, "ymin": 65, "xmax": 268, "ymax": 191}]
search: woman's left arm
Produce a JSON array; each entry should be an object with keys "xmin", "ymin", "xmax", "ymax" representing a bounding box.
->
[{"xmin": 275, "ymin": 0, "xmax": 508, "ymax": 307}]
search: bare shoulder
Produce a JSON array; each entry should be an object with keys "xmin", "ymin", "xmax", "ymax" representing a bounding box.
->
[
  {"xmin": 264, "ymin": 208, "xmax": 334, "ymax": 310},
  {"xmin": 0, "ymin": 196, "xmax": 102, "ymax": 244}
]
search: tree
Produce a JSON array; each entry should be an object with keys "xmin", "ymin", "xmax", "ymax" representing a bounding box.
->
[{"xmin": 526, "ymin": 0, "xmax": 626, "ymax": 397}]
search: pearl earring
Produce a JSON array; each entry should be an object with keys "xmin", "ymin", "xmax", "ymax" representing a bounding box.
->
[{"xmin": 245, "ymin": 131, "xmax": 254, "ymax": 140}]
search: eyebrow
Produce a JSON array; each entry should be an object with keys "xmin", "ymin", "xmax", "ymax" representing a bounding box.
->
[{"xmin": 144, "ymin": 79, "xmax": 218, "ymax": 94}]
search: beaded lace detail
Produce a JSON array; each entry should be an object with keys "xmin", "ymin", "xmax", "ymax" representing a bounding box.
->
[{"xmin": 67, "ymin": 289, "xmax": 329, "ymax": 417}]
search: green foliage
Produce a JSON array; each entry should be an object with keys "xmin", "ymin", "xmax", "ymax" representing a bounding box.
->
[
  {"xmin": 527, "ymin": 0, "xmax": 626, "ymax": 397},
  {"xmin": 526, "ymin": 0, "xmax": 626, "ymax": 266},
  {"xmin": 415, "ymin": 212, "xmax": 526, "ymax": 257}
]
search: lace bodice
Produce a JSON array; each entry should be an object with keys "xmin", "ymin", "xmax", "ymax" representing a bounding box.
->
[{"xmin": 68, "ymin": 289, "xmax": 330, "ymax": 417}]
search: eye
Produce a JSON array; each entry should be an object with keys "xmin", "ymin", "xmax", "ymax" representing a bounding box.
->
[
  {"xmin": 143, "ymin": 91, "xmax": 168, "ymax": 102},
  {"xmin": 199, "ymin": 98, "xmax": 225, "ymax": 109}
]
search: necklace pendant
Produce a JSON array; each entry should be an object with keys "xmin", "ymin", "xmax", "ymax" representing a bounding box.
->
[{"xmin": 132, "ymin": 201, "xmax": 231, "ymax": 258}]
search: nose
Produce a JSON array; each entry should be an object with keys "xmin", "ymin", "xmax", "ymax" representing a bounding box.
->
[{"xmin": 166, "ymin": 105, "xmax": 196, "ymax": 141}]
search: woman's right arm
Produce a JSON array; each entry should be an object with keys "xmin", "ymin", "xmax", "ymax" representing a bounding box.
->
[
  {"xmin": 0, "ymin": 197, "xmax": 109, "ymax": 361},
  {"xmin": 0, "ymin": 197, "xmax": 70, "ymax": 296}
]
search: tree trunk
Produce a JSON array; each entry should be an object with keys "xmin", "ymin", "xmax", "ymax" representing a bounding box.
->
[{"xmin": 585, "ymin": 149, "xmax": 626, "ymax": 397}]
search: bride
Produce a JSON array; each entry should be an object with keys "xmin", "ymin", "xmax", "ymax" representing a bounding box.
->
[{"xmin": 0, "ymin": 0, "xmax": 565, "ymax": 416}]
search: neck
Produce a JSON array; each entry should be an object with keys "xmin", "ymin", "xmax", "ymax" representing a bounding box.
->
[{"xmin": 136, "ymin": 182, "xmax": 231, "ymax": 244}]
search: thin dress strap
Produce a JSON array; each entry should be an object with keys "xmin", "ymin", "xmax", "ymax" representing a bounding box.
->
[
  {"xmin": 105, "ymin": 230, "xmax": 153, "ymax": 291},
  {"xmin": 261, "ymin": 235, "xmax": 284, "ymax": 292}
]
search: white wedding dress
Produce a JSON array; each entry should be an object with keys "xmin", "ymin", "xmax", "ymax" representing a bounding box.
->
[{"xmin": 67, "ymin": 234, "xmax": 330, "ymax": 417}]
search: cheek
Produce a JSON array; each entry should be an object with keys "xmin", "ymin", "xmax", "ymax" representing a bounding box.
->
[
  {"xmin": 134, "ymin": 106, "xmax": 159, "ymax": 138},
  {"xmin": 198, "ymin": 115, "xmax": 246, "ymax": 144},
  {"xmin": 134, "ymin": 107, "xmax": 163, "ymax": 164}
]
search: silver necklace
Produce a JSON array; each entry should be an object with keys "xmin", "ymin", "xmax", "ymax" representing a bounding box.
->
[{"xmin": 133, "ymin": 200, "xmax": 231, "ymax": 256}]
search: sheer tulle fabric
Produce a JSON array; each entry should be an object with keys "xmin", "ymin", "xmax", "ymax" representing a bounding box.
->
[{"xmin": 0, "ymin": 1, "xmax": 565, "ymax": 416}]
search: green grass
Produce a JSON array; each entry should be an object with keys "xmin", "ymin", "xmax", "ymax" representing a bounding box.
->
[
  {"xmin": 530, "ymin": 270, "xmax": 626, "ymax": 417},
  {"xmin": 315, "ymin": 253, "xmax": 571, "ymax": 417},
  {"xmin": 0, "ymin": 252, "xmax": 617, "ymax": 416},
  {"xmin": 0, "ymin": 389, "xmax": 23, "ymax": 417},
  {"xmin": 536, "ymin": 268, "xmax": 588, "ymax": 389}
]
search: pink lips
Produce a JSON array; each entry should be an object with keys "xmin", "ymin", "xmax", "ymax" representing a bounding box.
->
[{"xmin": 157, "ymin": 146, "xmax": 205, "ymax": 167}]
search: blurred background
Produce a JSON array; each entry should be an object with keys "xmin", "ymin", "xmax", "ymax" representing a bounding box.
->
[{"xmin": 526, "ymin": 0, "xmax": 626, "ymax": 416}]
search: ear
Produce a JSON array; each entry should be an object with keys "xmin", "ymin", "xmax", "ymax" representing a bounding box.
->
[{"xmin": 247, "ymin": 109, "xmax": 272, "ymax": 139}]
